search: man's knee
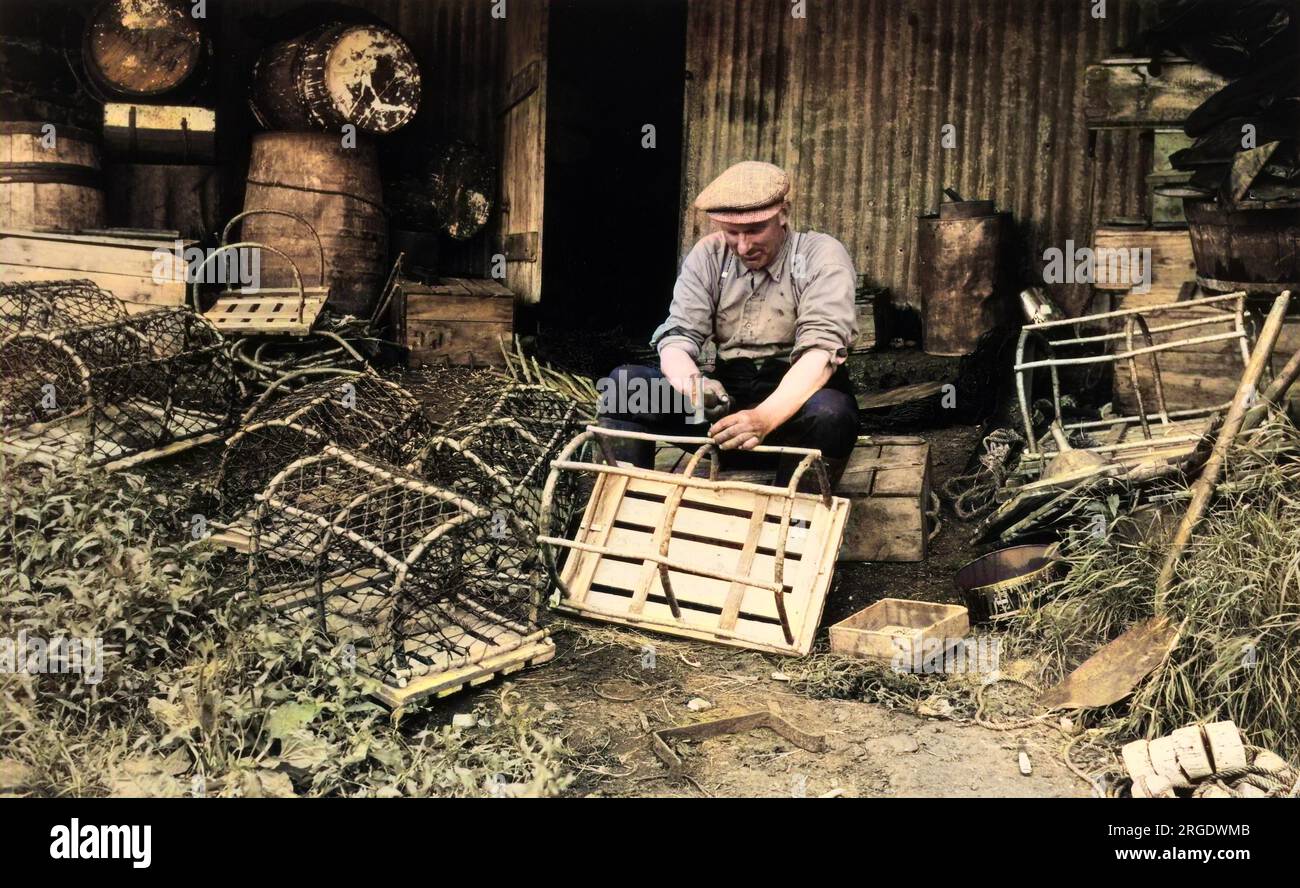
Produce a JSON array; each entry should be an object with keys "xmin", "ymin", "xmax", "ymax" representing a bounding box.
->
[
  {"xmin": 597, "ymin": 364, "xmax": 661, "ymax": 420},
  {"xmin": 796, "ymin": 389, "xmax": 859, "ymax": 457}
]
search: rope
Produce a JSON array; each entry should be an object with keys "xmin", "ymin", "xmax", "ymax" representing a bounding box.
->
[
  {"xmin": 942, "ymin": 428, "xmax": 1025, "ymax": 520},
  {"xmin": 973, "ymin": 677, "xmax": 1054, "ymax": 731}
]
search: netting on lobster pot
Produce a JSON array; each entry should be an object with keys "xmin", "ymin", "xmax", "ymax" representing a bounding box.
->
[
  {"xmin": 0, "ymin": 279, "xmax": 127, "ymax": 334},
  {"xmin": 249, "ymin": 445, "xmax": 544, "ymax": 687},
  {"xmin": 417, "ymin": 383, "xmax": 584, "ymax": 546},
  {"xmin": 0, "ymin": 308, "xmax": 235, "ymax": 466},
  {"xmin": 211, "ymin": 371, "xmax": 433, "ymax": 519}
]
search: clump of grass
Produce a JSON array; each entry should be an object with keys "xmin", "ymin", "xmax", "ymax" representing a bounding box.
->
[
  {"xmin": 784, "ymin": 652, "xmax": 944, "ymax": 707},
  {"xmin": 1003, "ymin": 417, "xmax": 1300, "ymax": 760},
  {"xmin": 1, "ymin": 454, "xmax": 573, "ymax": 797}
]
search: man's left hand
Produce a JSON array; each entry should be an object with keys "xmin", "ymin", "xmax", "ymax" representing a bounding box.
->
[{"xmin": 709, "ymin": 408, "xmax": 775, "ymax": 450}]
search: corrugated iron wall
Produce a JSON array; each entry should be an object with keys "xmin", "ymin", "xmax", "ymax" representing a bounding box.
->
[{"xmin": 681, "ymin": 0, "xmax": 1153, "ymax": 314}]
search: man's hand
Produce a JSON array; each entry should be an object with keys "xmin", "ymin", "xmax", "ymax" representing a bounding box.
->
[
  {"xmin": 710, "ymin": 407, "xmax": 775, "ymax": 450},
  {"xmin": 699, "ymin": 378, "xmax": 731, "ymax": 421}
]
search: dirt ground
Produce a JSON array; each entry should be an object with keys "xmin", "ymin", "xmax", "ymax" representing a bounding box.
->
[{"xmin": 437, "ymin": 422, "xmax": 1092, "ymax": 798}]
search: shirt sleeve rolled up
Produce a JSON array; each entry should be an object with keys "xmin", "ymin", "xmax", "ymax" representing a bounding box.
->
[
  {"xmin": 791, "ymin": 235, "xmax": 858, "ymax": 367},
  {"xmin": 650, "ymin": 237, "xmax": 720, "ymax": 361}
]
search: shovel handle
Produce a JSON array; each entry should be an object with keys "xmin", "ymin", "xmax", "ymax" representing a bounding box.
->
[
  {"xmin": 1049, "ymin": 421, "xmax": 1072, "ymax": 453},
  {"xmin": 1155, "ymin": 291, "xmax": 1292, "ymax": 602}
]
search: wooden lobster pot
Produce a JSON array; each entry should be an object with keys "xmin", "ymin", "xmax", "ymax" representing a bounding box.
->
[
  {"xmin": 82, "ymin": 0, "xmax": 206, "ymax": 99},
  {"xmin": 242, "ymin": 132, "xmax": 387, "ymax": 317},
  {"xmin": 917, "ymin": 211, "xmax": 1008, "ymax": 356},
  {"xmin": 0, "ymin": 123, "xmax": 105, "ymax": 231},
  {"xmin": 250, "ymin": 23, "xmax": 420, "ymax": 135},
  {"xmin": 393, "ymin": 277, "xmax": 514, "ymax": 368},
  {"xmin": 837, "ymin": 436, "xmax": 932, "ymax": 563}
]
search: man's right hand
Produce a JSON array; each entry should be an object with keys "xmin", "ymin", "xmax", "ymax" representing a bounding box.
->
[
  {"xmin": 698, "ymin": 378, "xmax": 731, "ymax": 421},
  {"xmin": 660, "ymin": 346, "xmax": 703, "ymax": 402}
]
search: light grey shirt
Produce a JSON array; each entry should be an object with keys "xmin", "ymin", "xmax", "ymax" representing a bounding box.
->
[{"xmin": 650, "ymin": 229, "xmax": 858, "ymax": 367}]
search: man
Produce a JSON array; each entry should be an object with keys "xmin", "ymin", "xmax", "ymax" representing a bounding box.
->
[{"xmin": 600, "ymin": 160, "xmax": 860, "ymax": 486}]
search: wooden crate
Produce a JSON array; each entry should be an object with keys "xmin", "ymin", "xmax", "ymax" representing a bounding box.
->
[
  {"xmin": 1092, "ymin": 227, "xmax": 1198, "ymax": 301},
  {"xmin": 393, "ymin": 276, "xmax": 514, "ymax": 368},
  {"xmin": 0, "ymin": 228, "xmax": 190, "ymax": 311},
  {"xmin": 1083, "ymin": 58, "xmax": 1225, "ymax": 128},
  {"xmin": 837, "ymin": 436, "xmax": 931, "ymax": 563},
  {"xmin": 551, "ymin": 462, "xmax": 850, "ymax": 657},
  {"xmin": 829, "ymin": 598, "xmax": 968, "ymax": 664}
]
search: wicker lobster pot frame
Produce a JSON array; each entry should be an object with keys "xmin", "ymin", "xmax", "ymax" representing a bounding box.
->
[
  {"xmin": 212, "ymin": 371, "xmax": 432, "ymax": 519},
  {"xmin": 417, "ymin": 386, "xmax": 582, "ymax": 516},
  {"xmin": 0, "ymin": 307, "xmax": 234, "ymax": 467},
  {"xmin": 0, "ymin": 280, "xmax": 127, "ymax": 335},
  {"xmin": 250, "ymin": 445, "xmax": 546, "ymax": 692}
]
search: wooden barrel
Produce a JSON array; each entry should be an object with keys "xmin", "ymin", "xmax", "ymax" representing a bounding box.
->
[
  {"xmin": 242, "ymin": 132, "xmax": 388, "ymax": 317},
  {"xmin": 105, "ymin": 163, "xmax": 221, "ymax": 242},
  {"xmin": 1185, "ymin": 197, "xmax": 1300, "ymax": 293},
  {"xmin": 0, "ymin": 122, "xmax": 106, "ymax": 231},
  {"xmin": 917, "ymin": 211, "xmax": 1009, "ymax": 356},
  {"xmin": 250, "ymin": 23, "xmax": 421, "ymax": 136},
  {"xmin": 82, "ymin": 0, "xmax": 206, "ymax": 99}
]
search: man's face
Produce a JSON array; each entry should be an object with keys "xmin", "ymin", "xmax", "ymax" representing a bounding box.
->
[{"xmin": 718, "ymin": 208, "xmax": 788, "ymax": 270}]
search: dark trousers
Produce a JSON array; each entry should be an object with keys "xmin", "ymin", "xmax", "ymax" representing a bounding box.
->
[{"xmin": 597, "ymin": 359, "xmax": 860, "ymax": 485}]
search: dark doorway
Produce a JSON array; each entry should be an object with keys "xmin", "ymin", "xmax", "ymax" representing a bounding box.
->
[{"xmin": 540, "ymin": 0, "xmax": 687, "ymax": 343}]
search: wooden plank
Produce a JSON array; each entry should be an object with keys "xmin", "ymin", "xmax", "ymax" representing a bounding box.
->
[
  {"xmin": 372, "ymin": 636, "xmax": 555, "ymax": 708},
  {"xmin": 720, "ymin": 495, "xmax": 770, "ymax": 631},
  {"xmin": 1083, "ymin": 59, "xmax": 1226, "ymax": 128},
  {"xmin": 401, "ymin": 293, "xmax": 513, "ymax": 322},
  {"xmin": 566, "ymin": 592, "xmax": 791, "ymax": 649},
  {"xmin": 1092, "ymin": 228, "xmax": 1197, "ymax": 297},
  {"xmin": 624, "ymin": 476, "xmax": 817, "ymax": 524},
  {"xmin": 839, "ymin": 497, "xmax": 926, "ymax": 562},
  {"xmin": 103, "ymin": 103, "xmax": 216, "ymax": 162},
  {"xmin": 596, "ymin": 527, "xmax": 789, "ymax": 619},
  {"xmin": 613, "ymin": 493, "xmax": 807, "ymax": 556},
  {"xmin": 563, "ymin": 473, "xmax": 630, "ymax": 605}
]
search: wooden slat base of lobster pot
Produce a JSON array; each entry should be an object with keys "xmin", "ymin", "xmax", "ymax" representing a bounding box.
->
[{"xmin": 547, "ymin": 431, "xmax": 851, "ymax": 656}]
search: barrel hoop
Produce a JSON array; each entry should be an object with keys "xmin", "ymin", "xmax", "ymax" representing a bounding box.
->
[
  {"xmin": 0, "ymin": 163, "xmax": 103, "ymax": 188},
  {"xmin": 244, "ymin": 177, "xmax": 389, "ymax": 215}
]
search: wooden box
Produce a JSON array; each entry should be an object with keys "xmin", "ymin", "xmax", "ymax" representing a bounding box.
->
[
  {"xmin": 0, "ymin": 228, "xmax": 190, "ymax": 312},
  {"xmin": 837, "ymin": 436, "xmax": 931, "ymax": 562},
  {"xmin": 393, "ymin": 276, "xmax": 514, "ymax": 368},
  {"xmin": 828, "ymin": 598, "xmax": 969, "ymax": 665},
  {"xmin": 1083, "ymin": 58, "xmax": 1225, "ymax": 129}
]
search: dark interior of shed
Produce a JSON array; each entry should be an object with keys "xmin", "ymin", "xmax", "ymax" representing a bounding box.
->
[{"xmin": 540, "ymin": 0, "xmax": 687, "ymax": 339}]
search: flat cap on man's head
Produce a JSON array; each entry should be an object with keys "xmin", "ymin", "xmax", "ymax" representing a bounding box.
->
[{"xmin": 694, "ymin": 161, "xmax": 790, "ymax": 224}]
